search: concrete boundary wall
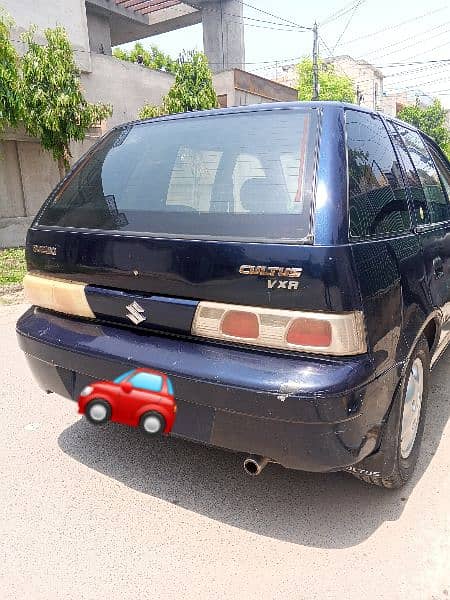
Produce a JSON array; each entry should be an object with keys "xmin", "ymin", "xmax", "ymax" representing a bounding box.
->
[{"xmin": 0, "ymin": 128, "xmax": 102, "ymax": 248}]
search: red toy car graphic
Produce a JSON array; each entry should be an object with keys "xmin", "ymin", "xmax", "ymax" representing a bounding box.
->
[{"xmin": 78, "ymin": 368, "xmax": 176, "ymax": 435}]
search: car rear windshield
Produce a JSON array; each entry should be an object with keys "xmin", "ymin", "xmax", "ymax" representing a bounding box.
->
[{"xmin": 37, "ymin": 109, "xmax": 318, "ymax": 242}]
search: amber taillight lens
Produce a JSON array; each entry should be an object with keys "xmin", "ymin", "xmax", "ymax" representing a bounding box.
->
[{"xmin": 23, "ymin": 272, "xmax": 95, "ymax": 318}]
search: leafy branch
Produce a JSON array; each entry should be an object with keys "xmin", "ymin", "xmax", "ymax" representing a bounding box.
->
[
  {"xmin": 139, "ymin": 50, "xmax": 218, "ymax": 119},
  {"xmin": 20, "ymin": 26, "xmax": 112, "ymax": 176}
]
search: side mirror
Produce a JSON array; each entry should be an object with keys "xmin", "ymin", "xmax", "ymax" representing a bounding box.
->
[{"xmin": 120, "ymin": 381, "xmax": 132, "ymax": 393}]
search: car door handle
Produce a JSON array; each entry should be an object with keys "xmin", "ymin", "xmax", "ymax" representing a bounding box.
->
[{"xmin": 433, "ymin": 256, "xmax": 444, "ymax": 279}]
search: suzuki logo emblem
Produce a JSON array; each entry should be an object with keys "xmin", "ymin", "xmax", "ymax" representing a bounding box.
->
[{"xmin": 125, "ymin": 301, "xmax": 146, "ymax": 325}]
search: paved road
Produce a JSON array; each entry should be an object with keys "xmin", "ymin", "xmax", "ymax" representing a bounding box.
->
[{"xmin": 1, "ymin": 303, "xmax": 449, "ymax": 600}]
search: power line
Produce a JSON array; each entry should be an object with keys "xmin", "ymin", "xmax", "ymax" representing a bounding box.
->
[
  {"xmin": 362, "ymin": 20, "xmax": 450, "ymax": 57},
  {"xmin": 199, "ymin": 7, "xmax": 309, "ymax": 31},
  {"xmin": 320, "ymin": 1, "xmax": 363, "ymax": 26},
  {"xmin": 361, "ymin": 22, "xmax": 450, "ymax": 60},
  {"xmin": 332, "ymin": 0, "xmax": 366, "ymax": 53},
  {"xmin": 237, "ymin": 0, "xmax": 313, "ymax": 31},
  {"xmin": 391, "ymin": 74, "xmax": 450, "ymax": 89},
  {"xmin": 405, "ymin": 40, "xmax": 450, "ymax": 62},
  {"xmin": 383, "ymin": 66, "xmax": 450, "ymax": 85},
  {"xmin": 376, "ymin": 58, "xmax": 450, "ymax": 68},
  {"xmin": 343, "ymin": 6, "xmax": 448, "ymax": 45},
  {"xmin": 382, "ymin": 63, "xmax": 450, "ymax": 78}
]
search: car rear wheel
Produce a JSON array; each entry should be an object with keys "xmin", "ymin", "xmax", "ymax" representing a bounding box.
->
[
  {"xmin": 349, "ymin": 336, "xmax": 429, "ymax": 489},
  {"xmin": 85, "ymin": 399, "xmax": 112, "ymax": 425},
  {"xmin": 140, "ymin": 411, "xmax": 166, "ymax": 436}
]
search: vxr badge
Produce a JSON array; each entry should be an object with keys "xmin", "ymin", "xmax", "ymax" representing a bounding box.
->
[
  {"xmin": 125, "ymin": 301, "xmax": 146, "ymax": 325},
  {"xmin": 238, "ymin": 264, "xmax": 303, "ymax": 291}
]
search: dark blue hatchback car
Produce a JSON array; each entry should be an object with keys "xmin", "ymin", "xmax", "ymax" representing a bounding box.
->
[{"xmin": 17, "ymin": 102, "xmax": 450, "ymax": 488}]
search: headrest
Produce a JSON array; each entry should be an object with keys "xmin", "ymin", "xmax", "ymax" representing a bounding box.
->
[{"xmin": 240, "ymin": 178, "xmax": 286, "ymax": 213}]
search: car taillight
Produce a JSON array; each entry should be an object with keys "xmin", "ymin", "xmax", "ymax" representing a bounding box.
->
[
  {"xmin": 286, "ymin": 318, "xmax": 332, "ymax": 347},
  {"xmin": 221, "ymin": 310, "xmax": 259, "ymax": 339},
  {"xmin": 191, "ymin": 302, "xmax": 367, "ymax": 356},
  {"xmin": 24, "ymin": 272, "xmax": 95, "ymax": 318}
]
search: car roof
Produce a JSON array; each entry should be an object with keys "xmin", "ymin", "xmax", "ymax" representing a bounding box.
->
[
  {"xmin": 120, "ymin": 101, "xmax": 371, "ymax": 129},
  {"xmin": 117, "ymin": 100, "xmax": 430, "ymax": 144}
]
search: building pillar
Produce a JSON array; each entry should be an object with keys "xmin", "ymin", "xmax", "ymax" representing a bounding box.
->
[
  {"xmin": 86, "ymin": 10, "xmax": 112, "ymax": 55},
  {"xmin": 201, "ymin": 0, "xmax": 245, "ymax": 72}
]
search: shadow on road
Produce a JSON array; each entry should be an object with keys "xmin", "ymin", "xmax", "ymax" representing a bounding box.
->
[{"xmin": 58, "ymin": 351, "xmax": 449, "ymax": 549}]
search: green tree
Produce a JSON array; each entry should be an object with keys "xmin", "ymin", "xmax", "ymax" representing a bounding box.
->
[
  {"xmin": 113, "ymin": 42, "xmax": 177, "ymax": 74},
  {"xmin": 0, "ymin": 9, "xmax": 21, "ymax": 135},
  {"xmin": 139, "ymin": 50, "xmax": 218, "ymax": 119},
  {"xmin": 20, "ymin": 26, "xmax": 112, "ymax": 177},
  {"xmin": 297, "ymin": 57, "xmax": 356, "ymax": 103},
  {"xmin": 398, "ymin": 99, "xmax": 450, "ymax": 157}
]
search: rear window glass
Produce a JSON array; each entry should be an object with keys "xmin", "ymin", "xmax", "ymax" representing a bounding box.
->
[{"xmin": 38, "ymin": 110, "xmax": 318, "ymax": 242}]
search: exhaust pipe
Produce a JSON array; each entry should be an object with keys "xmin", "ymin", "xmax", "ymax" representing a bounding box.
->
[{"xmin": 243, "ymin": 455, "xmax": 269, "ymax": 476}]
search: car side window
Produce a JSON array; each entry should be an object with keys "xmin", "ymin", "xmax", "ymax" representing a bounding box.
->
[
  {"xmin": 427, "ymin": 144, "xmax": 450, "ymax": 211},
  {"xmin": 385, "ymin": 120, "xmax": 430, "ymax": 225},
  {"xmin": 346, "ymin": 110, "xmax": 411, "ymax": 239},
  {"xmin": 129, "ymin": 372, "xmax": 163, "ymax": 392},
  {"xmin": 396, "ymin": 125, "xmax": 450, "ymax": 224}
]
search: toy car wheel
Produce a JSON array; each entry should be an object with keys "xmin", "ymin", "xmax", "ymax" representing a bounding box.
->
[
  {"xmin": 140, "ymin": 411, "xmax": 166, "ymax": 435},
  {"xmin": 85, "ymin": 399, "xmax": 111, "ymax": 425}
]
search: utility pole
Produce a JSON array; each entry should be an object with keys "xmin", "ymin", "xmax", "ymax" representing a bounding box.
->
[{"xmin": 312, "ymin": 21, "xmax": 319, "ymax": 100}]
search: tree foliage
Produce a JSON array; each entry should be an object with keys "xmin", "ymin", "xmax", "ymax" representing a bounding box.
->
[
  {"xmin": 113, "ymin": 42, "xmax": 177, "ymax": 74},
  {"xmin": 398, "ymin": 99, "xmax": 450, "ymax": 157},
  {"xmin": 20, "ymin": 26, "xmax": 112, "ymax": 175},
  {"xmin": 0, "ymin": 9, "xmax": 21, "ymax": 134},
  {"xmin": 297, "ymin": 57, "xmax": 356, "ymax": 103},
  {"xmin": 139, "ymin": 50, "xmax": 218, "ymax": 119}
]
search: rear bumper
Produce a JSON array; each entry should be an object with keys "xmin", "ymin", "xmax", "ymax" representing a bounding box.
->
[{"xmin": 17, "ymin": 307, "xmax": 400, "ymax": 472}]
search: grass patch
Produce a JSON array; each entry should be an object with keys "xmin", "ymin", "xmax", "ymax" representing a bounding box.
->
[{"xmin": 0, "ymin": 248, "xmax": 26, "ymax": 286}]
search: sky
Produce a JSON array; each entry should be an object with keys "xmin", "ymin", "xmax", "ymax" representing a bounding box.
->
[{"xmin": 120, "ymin": 0, "xmax": 450, "ymax": 108}]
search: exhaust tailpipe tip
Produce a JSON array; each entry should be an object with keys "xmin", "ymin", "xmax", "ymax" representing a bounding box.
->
[{"xmin": 243, "ymin": 455, "xmax": 269, "ymax": 476}]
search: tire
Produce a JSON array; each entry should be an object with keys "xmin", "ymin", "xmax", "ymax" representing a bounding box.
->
[
  {"xmin": 139, "ymin": 411, "xmax": 166, "ymax": 436},
  {"xmin": 349, "ymin": 336, "xmax": 429, "ymax": 489},
  {"xmin": 85, "ymin": 399, "xmax": 112, "ymax": 425}
]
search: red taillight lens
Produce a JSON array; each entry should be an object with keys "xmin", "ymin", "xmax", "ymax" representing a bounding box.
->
[
  {"xmin": 286, "ymin": 318, "xmax": 332, "ymax": 347},
  {"xmin": 221, "ymin": 310, "xmax": 259, "ymax": 339},
  {"xmin": 192, "ymin": 302, "xmax": 367, "ymax": 356}
]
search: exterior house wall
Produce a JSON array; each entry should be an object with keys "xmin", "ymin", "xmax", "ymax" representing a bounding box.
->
[
  {"xmin": 274, "ymin": 56, "xmax": 384, "ymax": 111},
  {"xmin": 213, "ymin": 69, "xmax": 297, "ymax": 108},
  {"xmin": 212, "ymin": 70, "xmax": 237, "ymax": 107},
  {"xmin": 81, "ymin": 54, "xmax": 174, "ymax": 128},
  {"xmin": 328, "ymin": 57, "xmax": 383, "ymax": 111},
  {"xmin": 2, "ymin": 0, "xmax": 92, "ymax": 72},
  {"xmin": 380, "ymin": 93, "xmax": 410, "ymax": 117}
]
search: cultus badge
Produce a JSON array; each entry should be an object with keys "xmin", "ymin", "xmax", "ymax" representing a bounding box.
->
[{"xmin": 239, "ymin": 265, "xmax": 303, "ymax": 290}]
